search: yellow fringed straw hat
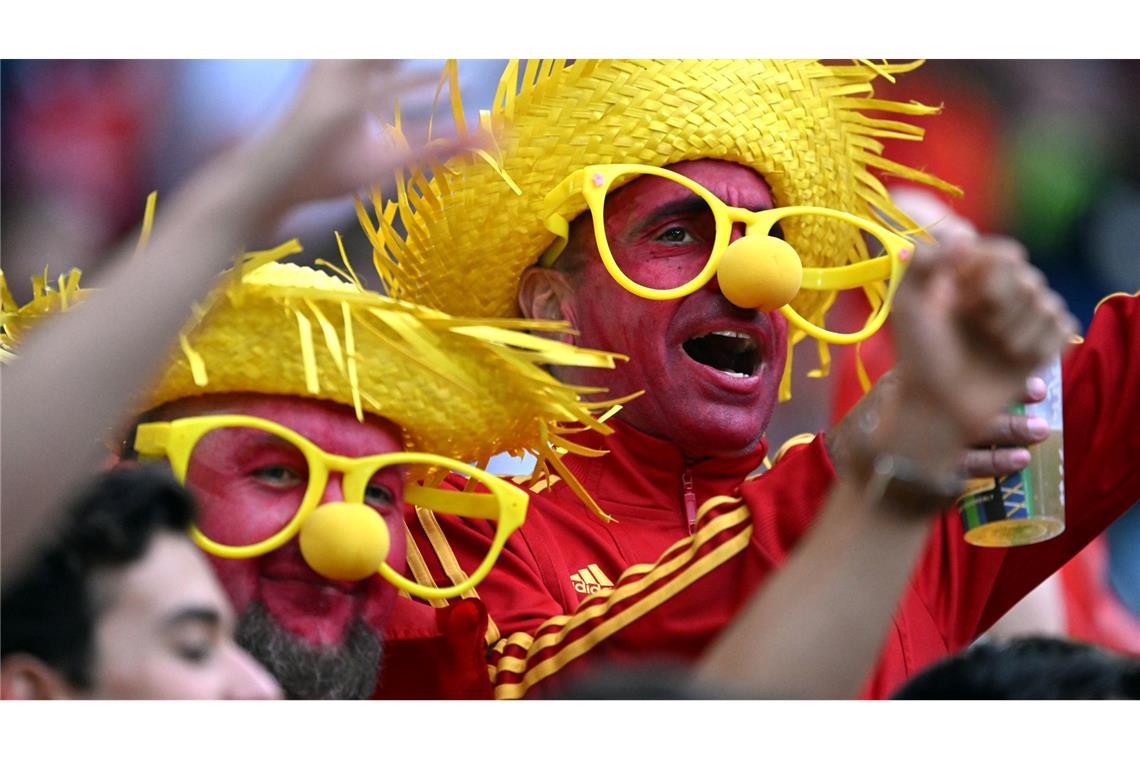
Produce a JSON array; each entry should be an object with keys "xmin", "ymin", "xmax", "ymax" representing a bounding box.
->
[
  {"xmin": 361, "ymin": 59, "xmax": 961, "ymax": 395},
  {"xmin": 0, "ymin": 241, "xmax": 628, "ymax": 517}
]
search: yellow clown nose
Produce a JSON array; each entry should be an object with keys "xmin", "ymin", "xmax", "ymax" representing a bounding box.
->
[
  {"xmin": 298, "ymin": 502, "xmax": 391, "ymax": 581},
  {"xmin": 716, "ymin": 235, "xmax": 803, "ymax": 311}
]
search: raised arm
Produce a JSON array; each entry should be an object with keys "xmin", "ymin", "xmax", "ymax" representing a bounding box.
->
[
  {"xmin": 1, "ymin": 61, "xmax": 471, "ymax": 582},
  {"xmin": 694, "ymin": 237, "xmax": 1077, "ymax": 698}
]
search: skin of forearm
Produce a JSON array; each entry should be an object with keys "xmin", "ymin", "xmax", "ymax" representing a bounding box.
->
[
  {"xmin": 695, "ymin": 386, "xmax": 968, "ymax": 698},
  {"xmin": 1, "ymin": 150, "xmax": 281, "ymax": 582},
  {"xmin": 694, "ymin": 478, "xmax": 933, "ymax": 698}
]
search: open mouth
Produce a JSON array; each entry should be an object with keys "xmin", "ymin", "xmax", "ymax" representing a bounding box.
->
[{"xmin": 682, "ymin": 331, "xmax": 761, "ymax": 377}]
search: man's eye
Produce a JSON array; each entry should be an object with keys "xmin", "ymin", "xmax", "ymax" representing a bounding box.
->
[
  {"xmin": 364, "ymin": 483, "xmax": 395, "ymax": 509},
  {"xmin": 251, "ymin": 465, "xmax": 304, "ymax": 488},
  {"xmin": 177, "ymin": 643, "xmax": 214, "ymax": 665},
  {"xmin": 657, "ymin": 226, "xmax": 695, "ymax": 244}
]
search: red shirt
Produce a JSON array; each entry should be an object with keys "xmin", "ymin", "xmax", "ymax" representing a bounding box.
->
[
  {"xmin": 378, "ymin": 292, "xmax": 1139, "ymax": 699},
  {"xmin": 1057, "ymin": 535, "xmax": 1140, "ymax": 655}
]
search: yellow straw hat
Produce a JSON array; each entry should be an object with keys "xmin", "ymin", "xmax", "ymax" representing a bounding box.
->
[
  {"xmin": 361, "ymin": 59, "xmax": 960, "ymax": 390},
  {"xmin": 1, "ymin": 242, "xmax": 627, "ymax": 514}
]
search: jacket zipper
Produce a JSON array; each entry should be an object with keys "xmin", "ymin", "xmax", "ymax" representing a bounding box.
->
[{"xmin": 682, "ymin": 469, "xmax": 697, "ymax": 535}]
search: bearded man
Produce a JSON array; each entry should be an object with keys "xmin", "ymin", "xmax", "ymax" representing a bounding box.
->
[{"xmin": 3, "ymin": 253, "xmax": 621, "ymax": 699}]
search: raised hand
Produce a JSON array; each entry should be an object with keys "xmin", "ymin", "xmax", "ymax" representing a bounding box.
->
[
  {"xmin": 891, "ymin": 236, "xmax": 1077, "ymax": 443},
  {"xmin": 831, "ymin": 189, "xmax": 1074, "ymax": 481},
  {"xmin": 0, "ymin": 60, "xmax": 478, "ymax": 581},
  {"xmin": 211, "ymin": 60, "xmax": 479, "ymax": 227}
]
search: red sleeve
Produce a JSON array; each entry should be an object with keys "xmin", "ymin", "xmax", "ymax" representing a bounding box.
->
[
  {"xmin": 913, "ymin": 291, "xmax": 1140, "ymax": 647},
  {"xmin": 382, "ymin": 437, "xmax": 836, "ymax": 699}
]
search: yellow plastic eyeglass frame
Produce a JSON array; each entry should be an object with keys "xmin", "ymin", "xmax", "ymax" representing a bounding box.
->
[
  {"xmin": 541, "ymin": 163, "xmax": 914, "ymax": 345},
  {"xmin": 133, "ymin": 414, "xmax": 528, "ymax": 600}
]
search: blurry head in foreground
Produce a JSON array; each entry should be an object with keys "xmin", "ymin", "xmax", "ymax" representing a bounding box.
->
[
  {"xmin": 0, "ymin": 467, "xmax": 281, "ymax": 699},
  {"xmin": 892, "ymin": 636, "xmax": 1140, "ymax": 699}
]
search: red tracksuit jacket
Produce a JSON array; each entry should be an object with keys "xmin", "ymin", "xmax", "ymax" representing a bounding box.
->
[{"xmin": 377, "ymin": 292, "xmax": 1139, "ymax": 699}]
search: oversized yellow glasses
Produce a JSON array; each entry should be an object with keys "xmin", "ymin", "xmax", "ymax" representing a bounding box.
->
[
  {"xmin": 133, "ymin": 414, "xmax": 527, "ymax": 600},
  {"xmin": 541, "ymin": 164, "xmax": 914, "ymax": 345}
]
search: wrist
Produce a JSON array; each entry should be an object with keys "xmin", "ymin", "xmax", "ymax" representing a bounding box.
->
[
  {"xmin": 880, "ymin": 377, "xmax": 971, "ymax": 468},
  {"xmin": 844, "ymin": 381, "xmax": 968, "ymax": 519},
  {"xmin": 198, "ymin": 128, "xmax": 303, "ymax": 236},
  {"xmin": 859, "ymin": 451, "xmax": 964, "ymax": 520}
]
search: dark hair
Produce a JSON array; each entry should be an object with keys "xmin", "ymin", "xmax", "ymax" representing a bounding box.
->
[
  {"xmin": 544, "ymin": 209, "xmax": 592, "ymax": 283},
  {"xmin": 892, "ymin": 636, "xmax": 1140, "ymax": 699},
  {"xmin": 1, "ymin": 467, "xmax": 196, "ymax": 690}
]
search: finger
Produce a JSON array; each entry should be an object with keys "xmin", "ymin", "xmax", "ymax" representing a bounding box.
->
[
  {"xmin": 961, "ymin": 446, "xmax": 1032, "ymax": 478},
  {"xmin": 365, "ymin": 59, "xmax": 401, "ymax": 76},
  {"xmin": 1021, "ymin": 375, "xmax": 1047, "ymax": 404},
  {"xmin": 361, "ymin": 130, "xmax": 486, "ymax": 182},
  {"xmin": 992, "ymin": 267, "xmax": 1050, "ymax": 339},
  {"xmin": 365, "ymin": 70, "xmax": 445, "ymax": 129},
  {"xmin": 896, "ymin": 242, "xmax": 955, "ymax": 317},
  {"xmin": 901, "ymin": 241, "xmax": 941, "ymax": 281},
  {"xmin": 971, "ymin": 411, "xmax": 1050, "ymax": 447},
  {"xmin": 978, "ymin": 258, "xmax": 1045, "ymax": 339},
  {"xmin": 959, "ymin": 253, "xmax": 1051, "ymax": 355},
  {"xmin": 368, "ymin": 67, "xmax": 441, "ymax": 106},
  {"xmin": 891, "ymin": 186, "xmax": 979, "ymax": 248},
  {"xmin": 955, "ymin": 238, "xmax": 1029, "ymax": 313},
  {"xmin": 1002, "ymin": 290, "xmax": 1074, "ymax": 367}
]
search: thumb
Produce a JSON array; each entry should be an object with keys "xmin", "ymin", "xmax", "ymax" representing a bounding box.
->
[{"xmin": 361, "ymin": 129, "xmax": 487, "ymax": 183}]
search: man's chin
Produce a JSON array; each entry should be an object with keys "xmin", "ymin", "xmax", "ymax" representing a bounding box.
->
[
  {"xmin": 668, "ymin": 390, "xmax": 774, "ymax": 459},
  {"xmin": 235, "ymin": 602, "xmax": 383, "ymax": 700},
  {"xmin": 260, "ymin": 578, "xmax": 367, "ymax": 646},
  {"xmin": 677, "ymin": 417, "xmax": 767, "ymax": 460}
]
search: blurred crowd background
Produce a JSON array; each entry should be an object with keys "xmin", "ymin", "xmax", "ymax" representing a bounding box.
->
[
  {"xmin": 3, "ymin": 59, "xmax": 1137, "ymax": 649},
  {"xmin": 0, "ymin": 60, "xmax": 507, "ymax": 302}
]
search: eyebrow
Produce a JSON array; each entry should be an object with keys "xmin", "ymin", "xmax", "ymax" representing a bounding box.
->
[
  {"xmin": 622, "ymin": 197, "xmax": 714, "ymax": 241},
  {"xmin": 621, "ymin": 195, "xmax": 774, "ymax": 242},
  {"xmin": 161, "ymin": 607, "xmax": 222, "ymax": 630}
]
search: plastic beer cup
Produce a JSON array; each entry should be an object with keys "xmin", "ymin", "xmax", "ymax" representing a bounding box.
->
[{"xmin": 957, "ymin": 355, "xmax": 1066, "ymax": 547}]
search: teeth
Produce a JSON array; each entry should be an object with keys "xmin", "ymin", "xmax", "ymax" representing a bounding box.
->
[
  {"xmin": 682, "ymin": 330, "xmax": 762, "ymax": 378},
  {"xmin": 710, "ymin": 330, "xmax": 751, "ymax": 341}
]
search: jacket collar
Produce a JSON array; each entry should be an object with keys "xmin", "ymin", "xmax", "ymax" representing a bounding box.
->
[{"xmin": 562, "ymin": 418, "xmax": 768, "ymax": 518}]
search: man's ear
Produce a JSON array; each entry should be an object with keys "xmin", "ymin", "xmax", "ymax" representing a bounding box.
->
[
  {"xmin": 1, "ymin": 654, "xmax": 81, "ymax": 700},
  {"xmin": 518, "ymin": 266, "xmax": 578, "ymax": 342}
]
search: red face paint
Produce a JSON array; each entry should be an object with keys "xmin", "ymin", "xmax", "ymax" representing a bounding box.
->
[
  {"xmin": 560, "ymin": 160, "xmax": 789, "ymax": 460},
  {"xmin": 162, "ymin": 393, "xmax": 405, "ymax": 647}
]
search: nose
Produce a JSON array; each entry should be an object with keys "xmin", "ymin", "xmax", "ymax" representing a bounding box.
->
[
  {"xmin": 714, "ymin": 225, "xmax": 803, "ymax": 312},
  {"xmin": 319, "ymin": 473, "xmax": 347, "ymax": 505},
  {"xmin": 298, "ymin": 501, "xmax": 392, "ymax": 581},
  {"xmin": 223, "ymin": 643, "xmax": 283, "ymax": 699}
]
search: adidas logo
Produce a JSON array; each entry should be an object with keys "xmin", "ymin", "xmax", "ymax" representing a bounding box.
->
[{"xmin": 570, "ymin": 563, "xmax": 614, "ymax": 596}]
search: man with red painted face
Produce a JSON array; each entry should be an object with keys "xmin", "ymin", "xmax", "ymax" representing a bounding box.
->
[
  {"xmin": 531, "ymin": 160, "xmax": 787, "ymax": 462},
  {"xmin": 133, "ymin": 395, "xmax": 408, "ymax": 698},
  {"xmin": 116, "ymin": 258, "xmax": 617, "ymax": 698},
  {"xmin": 1, "ymin": 254, "xmax": 619, "ymax": 700},
  {"xmin": 367, "ymin": 60, "xmax": 1139, "ymax": 699}
]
